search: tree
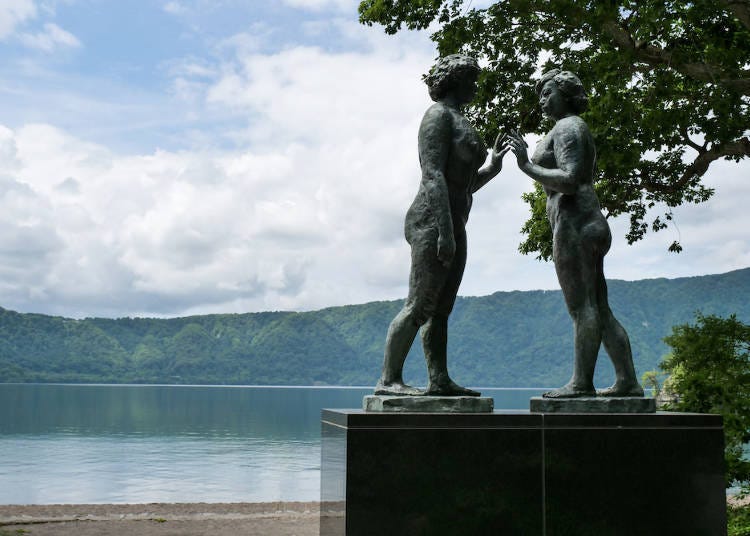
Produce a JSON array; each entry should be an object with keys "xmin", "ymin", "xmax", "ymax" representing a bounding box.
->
[
  {"xmin": 728, "ymin": 501, "xmax": 750, "ymax": 536},
  {"xmin": 640, "ymin": 369, "xmax": 662, "ymax": 398},
  {"xmin": 358, "ymin": 0, "xmax": 750, "ymax": 259},
  {"xmin": 661, "ymin": 313, "xmax": 750, "ymax": 491}
]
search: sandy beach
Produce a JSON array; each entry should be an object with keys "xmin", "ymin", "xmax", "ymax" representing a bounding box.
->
[{"xmin": 0, "ymin": 502, "xmax": 339, "ymax": 535}]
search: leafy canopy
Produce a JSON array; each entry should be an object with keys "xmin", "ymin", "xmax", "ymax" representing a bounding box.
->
[
  {"xmin": 359, "ymin": 0, "xmax": 750, "ymax": 259},
  {"xmin": 661, "ymin": 313, "xmax": 750, "ymax": 491}
]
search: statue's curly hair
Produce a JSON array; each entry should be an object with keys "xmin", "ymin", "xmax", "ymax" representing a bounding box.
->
[
  {"xmin": 535, "ymin": 69, "xmax": 589, "ymax": 114},
  {"xmin": 425, "ymin": 54, "xmax": 480, "ymax": 102}
]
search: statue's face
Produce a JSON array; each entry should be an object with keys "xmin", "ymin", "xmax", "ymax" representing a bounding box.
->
[{"xmin": 539, "ymin": 79, "xmax": 568, "ymax": 120}]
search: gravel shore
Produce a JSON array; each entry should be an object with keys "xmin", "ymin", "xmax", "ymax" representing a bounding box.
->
[{"xmin": 0, "ymin": 502, "xmax": 339, "ymax": 535}]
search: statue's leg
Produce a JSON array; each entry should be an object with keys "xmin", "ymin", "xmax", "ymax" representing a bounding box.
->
[
  {"xmin": 375, "ymin": 306, "xmax": 423, "ymax": 396},
  {"xmin": 596, "ymin": 262, "xmax": 644, "ymax": 397},
  {"xmin": 422, "ymin": 229, "xmax": 479, "ymax": 397},
  {"xmin": 422, "ymin": 314, "xmax": 449, "ymax": 388},
  {"xmin": 422, "ymin": 315, "xmax": 480, "ymax": 396},
  {"xmin": 544, "ymin": 227, "xmax": 599, "ymax": 398},
  {"xmin": 375, "ymin": 228, "xmax": 436, "ymax": 396}
]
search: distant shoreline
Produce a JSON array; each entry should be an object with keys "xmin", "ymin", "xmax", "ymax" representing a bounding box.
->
[{"xmin": 0, "ymin": 382, "xmax": 554, "ymax": 390}]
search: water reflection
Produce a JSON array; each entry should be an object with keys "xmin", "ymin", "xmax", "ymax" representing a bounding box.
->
[
  {"xmin": 0, "ymin": 384, "xmax": 543, "ymax": 504},
  {"xmin": 1, "ymin": 384, "xmax": 377, "ymax": 438}
]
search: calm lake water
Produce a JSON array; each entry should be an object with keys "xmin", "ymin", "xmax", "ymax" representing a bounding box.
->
[{"xmin": 0, "ymin": 384, "xmax": 545, "ymax": 504}]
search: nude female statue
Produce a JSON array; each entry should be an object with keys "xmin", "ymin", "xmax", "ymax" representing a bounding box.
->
[
  {"xmin": 507, "ymin": 70, "xmax": 644, "ymax": 398},
  {"xmin": 375, "ymin": 54, "xmax": 508, "ymax": 396}
]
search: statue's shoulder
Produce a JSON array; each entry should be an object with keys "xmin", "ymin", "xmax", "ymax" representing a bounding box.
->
[
  {"xmin": 421, "ymin": 102, "xmax": 453, "ymax": 124},
  {"xmin": 556, "ymin": 115, "xmax": 589, "ymax": 133},
  {"xmin": 419, "ymin": 102, "xmax": 454, "ymax": 139},
  {"xmin": 552, "ymin": 115, "xmax": 592, "ymax": 143}
]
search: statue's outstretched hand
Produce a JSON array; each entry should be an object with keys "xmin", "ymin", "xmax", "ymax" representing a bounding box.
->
[
  {"xmin": 507, "ymin": 129, "xmax": 529, "ymax": 169},
  {"xmin": 489, "ymin": 132, "xmax": 511, "ymax": 172}
]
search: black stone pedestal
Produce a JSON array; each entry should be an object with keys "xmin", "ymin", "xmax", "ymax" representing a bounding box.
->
[{"xmin": 320, "ymin": 410, "xmax": 726, "ymax": 536}]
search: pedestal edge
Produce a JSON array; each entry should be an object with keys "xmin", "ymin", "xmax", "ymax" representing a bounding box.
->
[
  {"xmin": 530, "ymin": 396, "xmax": 656, "ymax": 413},
  {"xmin": 363, "ymin": 395, "xmax": 494, "ymax": 413}
]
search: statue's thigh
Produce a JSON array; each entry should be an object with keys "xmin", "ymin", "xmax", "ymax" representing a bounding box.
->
[
  {"xmin": 405, "ymin": 230, "xmax": 449, "ymax": 320},
  {"xmin": 553, "ymin": 227, "xmax": 598, "ymax": 311},
  {"xmin": 434, "ymin": 235, "xmax": 467, "ymax": 316}
]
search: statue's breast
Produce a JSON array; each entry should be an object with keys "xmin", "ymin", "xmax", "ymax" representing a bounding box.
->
[
  {"xmin": 531, "ymin": 133, "xmax": 556, "ymax": 169},
  {"xmin": 450, "ymin": 114, "xmax": 486, "ymax": 169}
]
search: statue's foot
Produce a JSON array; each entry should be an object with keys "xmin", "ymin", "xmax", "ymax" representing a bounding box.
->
[
  {"xmin": 542, "ymin": 382, "xmax": 595, "ymax": 398},
  {"xmin": 374, "ymin": 380, "xmax": 424, "ymax": 396},
  {"xmin": 597, "ymin": 382, "xmax": 645, "ymax": 397},
  {"xmin": 425, "ymin": 378, "xmax": 480, "ymax": 397}
]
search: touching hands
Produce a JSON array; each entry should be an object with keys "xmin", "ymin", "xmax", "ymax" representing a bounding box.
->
[
  {"xmin": 489, "ymin": 132, "xmax": 511, "ymax": 172},
  {"xmin": 506, "ymin": 129, "xmax": 530, "ymax": 169}
]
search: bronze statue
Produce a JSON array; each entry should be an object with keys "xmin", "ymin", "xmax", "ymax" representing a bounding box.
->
[
  {"xmin": 375, "ymin": 55, "xmax": 508, "ymax": 397},
  {"xmin": 507, "ymin": 70, "xmax": 644, "ymax": 398}
]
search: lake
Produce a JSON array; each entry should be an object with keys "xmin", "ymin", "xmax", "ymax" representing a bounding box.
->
[{"xmin": 0, "ymin": 384, "xmax": 546, "ymax": 504}]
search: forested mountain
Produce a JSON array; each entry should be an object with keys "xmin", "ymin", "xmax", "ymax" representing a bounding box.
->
[{"xmin": 1, "ymin": 268, "xmax": 748, "ymax": 387}]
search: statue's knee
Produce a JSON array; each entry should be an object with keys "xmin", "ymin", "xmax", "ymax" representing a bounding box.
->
[
  {"xmin": 572, "ymin": 304, "xmax": 598, "ymax": 325},
  {"xmin": 404, "ymin": 302, "xmax": 432, "ymax": 327}
]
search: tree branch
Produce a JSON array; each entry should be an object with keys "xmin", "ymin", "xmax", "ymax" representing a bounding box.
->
[
  {"xmin": 719, "ymin": 0, "xmax": 750, "ymax": 30},
  {"xmin": 640, "ymin": 137, "xmax": 750, "ymax": 195},
  {"xmin": 602, "ymin": 21, "xmax": 750, "ymax": 94},
  {"xmin": 681, "ymin": 126, "xmax": 705, "ymax": 153},
  {"xmin": 682, "ymin": 137, "xmax": 750, "ymax": 178}
]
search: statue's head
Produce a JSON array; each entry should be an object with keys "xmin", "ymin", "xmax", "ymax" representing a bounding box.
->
[
  {"xmin": 425, "ymin": 54, "xmax": 480, "ymax": 102},
  {"xmin": 535, "ymin": 69, "xmax": 589, "ymax": 114}
]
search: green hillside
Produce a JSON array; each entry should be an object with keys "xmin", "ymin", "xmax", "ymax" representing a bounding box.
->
[{"xmin": 1, "ymin": 268, "xmax": 748, "ymax": 388}]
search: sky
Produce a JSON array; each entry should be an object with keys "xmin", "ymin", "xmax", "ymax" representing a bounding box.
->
[{"xmin": 0, "ymin": 0, "xmax": 747, "ymax": 319}]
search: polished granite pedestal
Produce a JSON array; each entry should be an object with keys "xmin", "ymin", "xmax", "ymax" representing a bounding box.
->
[{"xmin": 320, "ymin": 410, "xmax": 726, "ymax": 536}]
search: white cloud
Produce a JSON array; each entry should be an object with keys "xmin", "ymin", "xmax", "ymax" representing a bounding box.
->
[
  {"xmin": 205, "ymin": 22, "xmax": 434, "ymax": 146},
  {"xmin": 0, "ymin": 116, "xmax": 409, "ymax": 316},
  {"xmin": 163, "ymin": 1, "xmax": 185, "ymax": 15},
  {"xmin": 18, "ymin": 22, "xmax": 80, "ymax": 51},
  {"xmin": 0, "ymin": 0, "xmax": 36, "ymax": 39},
  {"xmin": 216, "ymin": 28, "xmax": 269, "ymax": 55},
  {"xmin": 0, "ymin": 21, "xmax": 433, "ymax": 316},
  {"xmin": 0, "ymin": 14, "xmax": 748, "ymax": 319}
]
